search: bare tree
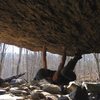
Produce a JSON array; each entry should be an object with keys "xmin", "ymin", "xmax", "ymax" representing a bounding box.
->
[
  {"xmin": 0, "ymin": 43, "xmax": 6, "ymax": 76},
  {"xmin": 16, "ymin": 48, "xmax": 22, "ymax": 75},
  {"xmin": 87, "ymin": 57, "xmax": 93, "ymax": 81},
  {"xmin": 11, "ymin": 46, "xmax": 15, "ymax": 76},
  {"xmin": 83, "ymin": 55, "xmax": 86, "ymax": 81},
  {"xmin": 26, "ymin": 49, "xmax": 29, "ymax": 81},
  {"xmin": 93, "ymin": 53, "xmax": 100, "ymax": 81}
]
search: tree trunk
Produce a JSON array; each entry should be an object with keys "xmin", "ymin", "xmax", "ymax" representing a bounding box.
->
[
  {"xmin": 42, "ymin": 46, "xmax": 47, "ymax": 69},
  {"xmin": 16, "ymin": 48, "xmax": 22, "ymax": 75},
  {"xmin": 26, "ymin": 49, "xmax": 29, "ymax": 82},
  {"xmin": 0, "ymin": 43, "xmax": 6, "ymax": 76},
  {"xmin": 83, "ymin": 55, "xmax": 86, "ymax": 81},
  {"xmin": 11, "ymin": 46, "xmax": 15, "ymax": 76},
  {"xmin": 93, "ymin": 53, "xmax": 100, "ymax": 81}
]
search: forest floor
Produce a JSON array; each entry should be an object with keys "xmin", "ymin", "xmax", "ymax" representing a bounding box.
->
[{"xmin": 0, "ymin": 79, "xmax": 100, "ymax": 100}]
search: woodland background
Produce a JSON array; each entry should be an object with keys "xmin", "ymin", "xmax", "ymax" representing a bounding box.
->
[{"xmin": 0, "ymin": 43, "xmax": 100, "ymax": 82}]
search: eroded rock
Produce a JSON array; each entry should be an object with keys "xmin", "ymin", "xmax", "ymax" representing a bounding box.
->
[{"xmin": 0, "ymin": 0, "xmax": 100, "ymax": 55}]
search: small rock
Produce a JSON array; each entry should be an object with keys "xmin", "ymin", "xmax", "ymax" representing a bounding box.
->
[
  {"xmin": 31, "ymin": 90, "xmax": 46, "ymax": 100},
  {"xmin": 0, "ymin": 89, "xmax": 6, "ymax": 95},
  {"xmin": 41, "ymin": 84, "xmax": 60, "ymax": 94}
]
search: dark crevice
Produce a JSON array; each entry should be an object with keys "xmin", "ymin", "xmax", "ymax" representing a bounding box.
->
[{"xmin": 87, "ymin": 0, "xmax": 98, "ymax": 12}]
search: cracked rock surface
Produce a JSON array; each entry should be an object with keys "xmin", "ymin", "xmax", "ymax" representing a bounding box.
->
[{"xmin": 0, "ymin": 0, "xmax": 100, "ymax": 55}]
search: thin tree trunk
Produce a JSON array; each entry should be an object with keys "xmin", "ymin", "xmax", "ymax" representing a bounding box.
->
[
  {"xmin": 88, "ymin": 58, "xmax": 93, "ymax": 81},
  {"xmin": 26, "ymin": 49, "xmax": 29, "ymax": 82},
  {"xmin": 11, "ymin": 46, "xmax": 15, "ymax": 76},
  {"xmin": 0, "ymin": 43, "xmax": 6, "ymax": 76},
  {"xmin": 83, "ymin": 55, "xmax": 85, "ymax": 81},
  {"xmin": 16, "ymin": 48, "xmax": 22, "ymax": 75},
  {"xmin": 42, "ymin": 45, "xmax": 47, "ymax": 69},
  {"xmin": 93, "ymin": 53, "xmax": 100, "ymax": 81}
]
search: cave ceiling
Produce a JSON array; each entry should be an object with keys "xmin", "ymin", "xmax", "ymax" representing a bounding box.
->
[{"xmin": 0, "ymin": 0, "xmax": 100, "ymax": 56}]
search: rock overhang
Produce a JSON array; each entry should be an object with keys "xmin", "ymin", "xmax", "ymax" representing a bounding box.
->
[{"xmin": 0, "ymin": 0, "xmax": 100, "ymax": 56}]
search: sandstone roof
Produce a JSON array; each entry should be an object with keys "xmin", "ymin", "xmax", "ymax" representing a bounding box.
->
[{"xmin": 0, "ymin": 0, "xmax": 100, "ymax": 55}]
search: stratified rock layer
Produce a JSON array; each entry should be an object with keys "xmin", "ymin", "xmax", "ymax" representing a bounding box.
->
[{"xmin": 0, "ymin": 0, "xmax": 100, "ymax": 55}]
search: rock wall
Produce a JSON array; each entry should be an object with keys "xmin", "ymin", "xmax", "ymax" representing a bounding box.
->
[{"xmin": 0, "ymin": 0, "xmax": 100, "ymax": 55}]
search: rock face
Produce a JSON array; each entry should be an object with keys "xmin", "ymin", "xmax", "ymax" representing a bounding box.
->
[{"xmin": 0, "ymin": 0, "xmax": 100, "ymax": 55}]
